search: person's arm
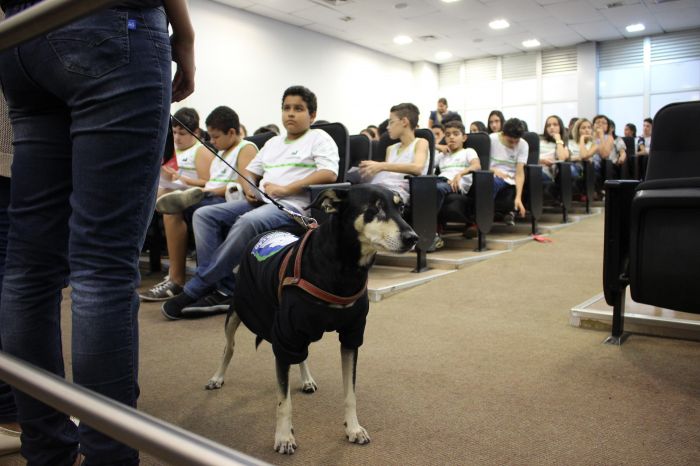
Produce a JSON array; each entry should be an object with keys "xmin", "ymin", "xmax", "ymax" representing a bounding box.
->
[
  {"xmin": 579, "ymin": 137, "xmax": 597, "ymax": 161},
  {"xmin": 450, "ymin": 157, "xmax": 481, "ymax": 192},
  {"xmin": 514, "ymin": 162, "xmax": 526, "ymax": 217},
  {"xmin": 183, "ymin": 146, "xmax": 213, "ymax": 187},
  {"xmin": 597, "ymin": 131, "xmax": 614, "ymax": 158},
  {"xmin": 264, "ymin": 170, "xmax": 336, "ymax": 198},
  {"xmin": 554, "ymin": 137, "xmax": 570, "ymax": 161},
  {"xmin": 360, "ymin": 138, "xmax": 429, "ymax": 177},
  {"xmin": 235, "ymin": 144, "xmax": 260, "ymax": 201},
  {"xmin": 164, "ymin": 0, "xmax": 195, "ymax": 102}
]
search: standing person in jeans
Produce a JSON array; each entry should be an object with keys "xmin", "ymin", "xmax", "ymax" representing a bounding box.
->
[
  {"xmin": 0, "ymin": 1, "xmax": 195, "ymax": 464},
  {"xmin": 0, "ymin": 56, "xmax": 21, "ymax": 457}
]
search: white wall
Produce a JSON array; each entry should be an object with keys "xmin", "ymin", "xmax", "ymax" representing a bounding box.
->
[{"xmin": 176, "ymin": 0, "xmax": 436, "ymax": 135}]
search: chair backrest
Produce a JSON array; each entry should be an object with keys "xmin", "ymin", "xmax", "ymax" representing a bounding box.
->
[
  {"xmin": 643, "ymin": 101, "xmax": 700, "ymax": 182},
  {"xmin": 349, "ymin": 134, "xmax": 371, "ymax": 168},
  {"xmin": 375, "ymin": 129, "xmax": 436, "ymax": 174},
  {"xmin": 465, "ymin": 132, "xmax": 490, "ymax": 170},
  {"xmin": 244, "ymin": 131, "xmax": 275, "ymax": 150},
  {"xmin": 311, "ymin": 122, "xmax": 350, "ymax": 182},
  {"xmin": 522, "ymin": 132, "xmax": 540, "ymax": 165}
]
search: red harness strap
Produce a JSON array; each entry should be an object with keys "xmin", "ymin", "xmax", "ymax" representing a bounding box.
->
[{"xmin": 277, "ymin": 228, "xmax": 367, "ymax": 307}]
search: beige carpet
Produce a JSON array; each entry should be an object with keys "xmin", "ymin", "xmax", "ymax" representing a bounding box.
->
[{"xmin": 3, "ymin": 213, "xmax": 700, "ymax": 465}]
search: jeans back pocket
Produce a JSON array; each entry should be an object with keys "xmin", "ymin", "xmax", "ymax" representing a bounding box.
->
[{"xmin": 47, "ymin": 9, "xmax": 129, "ymax": 78}]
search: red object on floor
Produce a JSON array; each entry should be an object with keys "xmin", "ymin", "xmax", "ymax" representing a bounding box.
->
[{"xmin": 532, "ymin": 234, "xmax": 553, "ymax": 243}]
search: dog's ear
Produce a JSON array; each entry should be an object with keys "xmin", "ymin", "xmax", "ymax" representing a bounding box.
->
[{"xmin": 306, "ymin": 188, "xmax": 349, "ymax": 213}]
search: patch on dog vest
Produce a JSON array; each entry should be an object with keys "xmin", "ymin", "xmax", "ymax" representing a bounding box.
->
[{"xmin": 252, "ymin": 231, "xmax": 298, "ymax": 262}]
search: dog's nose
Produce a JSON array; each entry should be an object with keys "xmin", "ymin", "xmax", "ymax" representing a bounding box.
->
[{"xmin": 402, "ymin": 230, "xmax": 419, "ymax": 249}]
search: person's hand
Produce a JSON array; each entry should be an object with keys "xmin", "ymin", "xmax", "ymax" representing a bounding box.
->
[
  {"xmin": 541, "ymin": 158, "xmax": 554, "ymax": 167},
  {"xmin": 449, "ymin": 175, "xmax": 461, "ymax": 192},
  {"xmin": 359, "ymin": 160, "xmax": 383, "ymax": 178},
  {"xmin": 171, "ymin": 34, "xmax": 195, "ymax": 102},
  {"xmin": 617, "ymin": 153, "xmax": 626, "ymax": 165},
  {"xmin": 514, "ymin": 198, "xmax": 526, "ymax": 217},
  {"xmin": 263, "ymin": 183, "xmax": 290, "ymax": 199},
  {"xmin": 493, "ymin": 169, "xmax": 509, "ymax": 180},
  {"xmin": 580, "ymin": 135, "xmax": 590, "ymax": 145}
]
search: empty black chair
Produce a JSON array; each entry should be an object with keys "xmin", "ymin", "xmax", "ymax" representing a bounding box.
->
[
  {"xmin": 602, "ymin": 101, "xmax": 700, "ymax": 344},
  {"xmin": 349, "ymin": 133, "xmax": 371, "ymax": 168},
  {"xmin": 245, "ymin": 130, "xmax": 276, "ymax": 150},
  {"xmin": 311, "ymin": 122, "xmax": 350, "ymax": 182}
]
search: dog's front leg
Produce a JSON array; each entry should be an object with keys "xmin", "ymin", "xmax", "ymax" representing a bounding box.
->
[
  {"xmin": 341, "ymin": 345, "xmax": 370, "ymax": 445},
  {"xmin": 298, "ymin": 361, "xmax": 317, "ymax": 393},
  {"xmin": 274, "ymin": 359, "xmax": 296, "ymax": 454}
]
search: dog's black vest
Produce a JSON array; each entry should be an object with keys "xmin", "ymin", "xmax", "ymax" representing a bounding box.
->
[{"xmin": 235, "ymin": 231, "xmax": 369, "ymax": 366}]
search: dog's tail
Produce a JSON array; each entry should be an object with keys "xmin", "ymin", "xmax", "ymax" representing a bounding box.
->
[{"xmin": 255, "ymin": 336, "xmax": 263, "ymax": 349}]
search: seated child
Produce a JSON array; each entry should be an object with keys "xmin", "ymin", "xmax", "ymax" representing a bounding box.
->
[
  {"xmin": 358, "ymin": 103, "xmax": 429, "ymax": 205},
  {"xmin": 490, "ymin": 118, "xmax": 529, "ymax": 225},
  {"xmin": 140, "ymin": 106, "xmax": 258, "ymax": 301},
  {"xmin": 160, "ymin": 86, "xmax": 339, "ymax": 319}
]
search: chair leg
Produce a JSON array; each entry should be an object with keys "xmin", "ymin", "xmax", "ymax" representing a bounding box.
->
[
  {"xmin": 562, "ymin": 205, "xmax": 569, "ymax": 224},
  {"xmin": 604, "ymin": 286, "xmax": 629, "ymax": 345},
  {"xmin": 475, "ymin": 230, "xmax": 487, "ymax": 252},
  {"xmin": 531, "ymin": 216, "xmax": 538, "ymax": 235},
  {"xmin": 413, "ymin": 248, "xmax": 429, "ymax": 273}
]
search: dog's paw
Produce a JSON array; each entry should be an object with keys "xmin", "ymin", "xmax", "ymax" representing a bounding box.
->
[
  {"xmin": 345, "ymin": 425, "xmax": 371, "ymax": 445},
  {"xmin": 205, "ymin": 378, "xmax": 224, "ymax": 390},
  {"xmin": 301, "ymin": 380, "xmax": 317, "ymax": 393},
  {"xmin": 274, "ymin": 432, "xmax": 297, "ymax": 455}
]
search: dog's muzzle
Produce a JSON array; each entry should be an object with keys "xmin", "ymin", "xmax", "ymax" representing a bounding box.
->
[{"xmin": 401, "ymin": 229, "xmax": 419, "ymax": 252}]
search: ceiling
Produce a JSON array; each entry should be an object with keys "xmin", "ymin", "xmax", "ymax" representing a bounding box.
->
[{"xmin": 208, "ymin": 0, "xmax": 700, "ymax": 63}]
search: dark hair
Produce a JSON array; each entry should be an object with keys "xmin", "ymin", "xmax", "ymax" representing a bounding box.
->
[
  {"xmin": 378, "ymin": 119, "xmax": 389, "ymax": 136},
  {"xmin": 470, "ymin": 121, "xmax": 487, "ymax": 133},
  {"xmin": 172, "ymin": 107, "xmax": 200, "ymax": 133},
  {"xmin": 568, "ymin": 117, "xmax": 579, "ymax": 139},
  {"xmin": 608, "ymin": 119, "xmax": 617, "ymax": 138},
  {"xmin": 282, "ymin": 85, "xmax": 317, "ymax": 115},
  {"xmin": 625, "ymin": 123, "xmax": 637, "ymax": 137},
  {"xmin": 365, "ymin": 126, "xmax": 378, "ymax": 139},
  {"xmin": 390, "ymin": 103, "xmax": 420, "ymax": 129},
  {"xmin": 541, "ymin": 115, "xmax": 566, "ymax": 143},
  {"xmin": 592, "ymin": 114, "xmax": 610, "ymax": 132},
  {"xmin": 441, "ymin": 112, "xmax": 462, "ymax": 124},
  {"xmin": 265, "ymin": 123, "xmax": 280, "ymax": 135},
  {"xmin": 644, "ymin": 117, "xmax": 653, "ymax": 125},
  {"xmin": 444, "ymin": 120, "xmax": 466, "ymax": 134},
  {"xmin": 432, "ymin": 124, "xmax": 445, "ymax": 132},
  {"xmin": 502, "ymin": 118, "xmax": 525, "ymax": 139},
  {"xmin": 438, "ymin": 97, "xmax": 448, "ymax": 106},
  {"xmin": 487, "ymin": 110, "xmax": 505, "ymax": 134},
  {"xmin": 205, "ymin": 106, "xmax": 240, "ymax": 134},
  {"xmin": 313, "ymin": 120, "xmax": 330, "ymax": 125}
]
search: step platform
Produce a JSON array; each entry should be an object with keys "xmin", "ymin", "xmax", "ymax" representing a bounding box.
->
[
  {"xmin": 570, "ymin": 290, "xmax": 700, "ymax": 342},
  {"xmin": 367, "ymin": 265, "xmax": 456, "ymax": 302}
]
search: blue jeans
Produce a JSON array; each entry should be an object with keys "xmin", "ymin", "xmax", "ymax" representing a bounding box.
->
[
  {"xmin": 0, "ymin": 5, "xmax": 171, "ymax": 465},
  {"xmin": 436, "ymin": 179, "xmax": 453, "ymax": 210},
  {"xmin": 185, "ymin": 202, "xmax": 298, "ymax": 298},
  {"xmin": 0, "ymin": 176, "xmax": 17, "ymax": 425}
]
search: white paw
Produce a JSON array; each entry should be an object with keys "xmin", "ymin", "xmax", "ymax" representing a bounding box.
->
[
  {"xmin": 205, "ymin": 378, "xmax": 224, "ymax": 390},
  {"xmin": 346, "ymin": 425, "xmax": 371, "ymax": 445},
  {"xmin": 274, "ymin": 431, "xmax": 297, "ymax": 454},
  {"xmin": 301, "ymin": 379, "xmax": 317, "ymax": 393}
]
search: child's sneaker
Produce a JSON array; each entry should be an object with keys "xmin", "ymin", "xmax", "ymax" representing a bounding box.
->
[
  {"xmin": 139, "ymin": 279, "xmax": 183, "ymax": 301},
  {"xmin": 426, "ymin": 233, "xmax": 444, "ymax": 253},
  {"xmin": 161, "ymin": 292, "xmax": 197, "ymax": 320},
  {"xmin": 155, "ymin": 187, "xmax": 205, "ymax": 214},
  {"xmin": 503, "ymin": 212, "xmax": 515, "ymax": 226}
]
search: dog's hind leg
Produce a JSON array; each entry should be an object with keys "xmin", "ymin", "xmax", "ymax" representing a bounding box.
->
[
  {"xmin": 205, "ymin": 312, "xmax": 242, "ymax": 390},
  {"xmin": 298, "ymin": 361, "xmax": 317, "ymax": 393},
  {"xmin": 274, "ymin": 359, "xmax": 297, "ymax": 454},
  {"xmin": 341, "ymin": 345, "xmax": 370, "ymax": 445}
]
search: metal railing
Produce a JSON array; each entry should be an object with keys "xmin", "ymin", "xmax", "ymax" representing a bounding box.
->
[
  {"xmin": 0, "ymin": 2, "xmax": 269, "ymax": 465},
  {"xmin": 0, "ymin": 351, "xmax": 270, "ymax": 466}
]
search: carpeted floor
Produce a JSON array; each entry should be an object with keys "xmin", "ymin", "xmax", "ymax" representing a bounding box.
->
[{"xmin": 2, "ymin": 213, "xmax": 699, "ymax": 465}]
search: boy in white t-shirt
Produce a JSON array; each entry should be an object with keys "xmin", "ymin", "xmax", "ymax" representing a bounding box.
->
[
  {"xmin": 490, "ymin": 118, "xmax": 529, "ymax": 225},
  {"xmin": 161, "ymin": 86, "xmax": 339, "ymax": 319},
  {"xmin": 140, "ymin": 106, "xmax": 258, "ymax": 301},
  {"xmin": 358, "ymin": 102, "xmax": 429, "ymax": 204}
]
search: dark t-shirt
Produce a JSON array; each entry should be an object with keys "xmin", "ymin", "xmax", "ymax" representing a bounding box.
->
[
  {"xmin": 235, "ymin": 231, "xmax": 370, "ymax": 366},
  {"xmin": 1, "ymin": 0, "xmax": 162, "ymax": 10}
]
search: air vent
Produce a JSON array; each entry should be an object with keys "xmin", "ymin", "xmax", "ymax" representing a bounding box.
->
[{"xmin": 418, "ymin": 35, "xmax": 438, "ymax": 41}]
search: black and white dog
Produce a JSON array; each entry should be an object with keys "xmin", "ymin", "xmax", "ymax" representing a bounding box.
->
[{"xmin": 205, "ymin": 184, "xmax": 418, "ymax": 454}]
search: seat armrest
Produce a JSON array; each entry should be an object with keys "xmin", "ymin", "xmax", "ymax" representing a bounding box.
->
[
  {"xmin": 524, "ymin": 164, "xmax": 543, "ymax": 220},
  {"xmin": 408, "ymin": 175, "xmax": 438, "ymax": 253},
  {"xmin": 472, "ymin": 170, "xmax": 494, "ymax": 235},
  {"xmin": 602, "ymin": 180, "xmax": 639, "ymax": 306}
]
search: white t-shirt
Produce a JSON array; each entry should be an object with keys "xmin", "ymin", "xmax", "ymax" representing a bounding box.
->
[
  {"xmin": 594, "ymin": 135, "xmax": 625, "ymax": 163},
  {"xmin": 489, "ymin": 133, "xmax": 529, "ymax": 185},
  {"xmin": 175, "ymin": 141, "xmax": 201, "ymax": 180},
  {"xmin": 436, "ymin": 148, "xmax": 479, "ymax": 194},
  {"xmin": 205, "ymin": 139, "xmax": 256, "ymax": 191},
  {"xmin": 370, "ymin": 138, "xmax": 423, "ymax": 203},
  {"xmin": 246, "ymin": 129, "xmax": 339, "ymax": 214}
]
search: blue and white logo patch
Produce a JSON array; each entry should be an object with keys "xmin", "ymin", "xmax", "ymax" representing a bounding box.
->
[{"xmin": 252, "ymin": 231, "xmax": 298, "ymax": 262}]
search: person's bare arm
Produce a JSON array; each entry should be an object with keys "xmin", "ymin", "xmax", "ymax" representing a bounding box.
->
[
  {"xmin": 164, "ymin": 0, "xmax": 195, "ymax": 102},
  {"xmin": 235, "ymin": 145, "xmax": 259, "ymax": 201}
]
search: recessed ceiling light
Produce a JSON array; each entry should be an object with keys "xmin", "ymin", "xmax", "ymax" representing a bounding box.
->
[
  {"xmin": 626, "ymin": 23, "xmax": 645, "ymax": 33},
  {"xmin": 489, "ymin": 19, "xmax": 510, "ymax": 30},
  {"xmin": 522, "ymin": 39, "xmax": 540, "ymax": 48},
  {"xmin": 441, "ymin": 0, "xmax": 461, "ymax": 3},
  {"xmin": 393, "ymin": 35, "xmax": 413, "ymax": 45},
  {"xmin": 435, "ymin": 51, "xmax": 453, "ymax": 60}
]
